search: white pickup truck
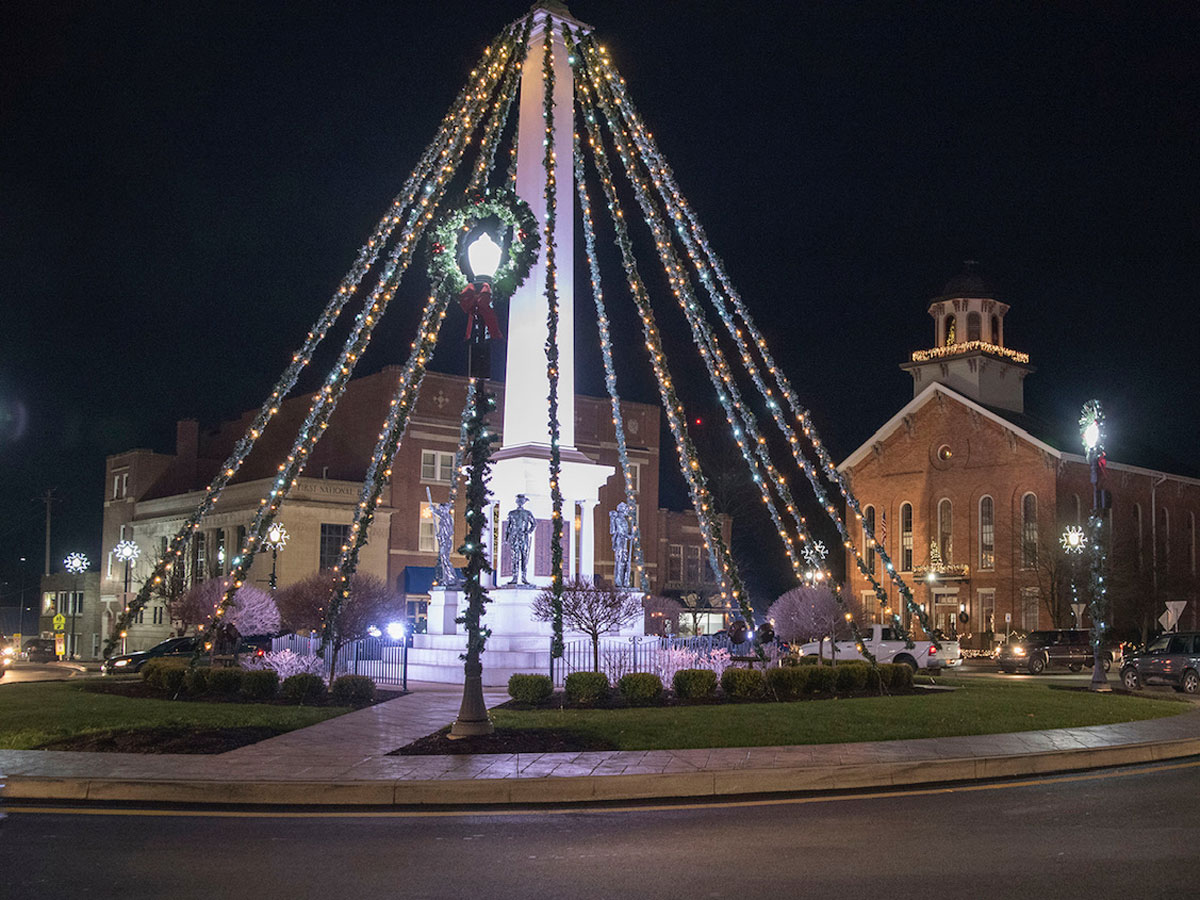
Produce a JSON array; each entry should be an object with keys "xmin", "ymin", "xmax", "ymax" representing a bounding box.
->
[{"xmin": 798, "ymin": 624, "xmax": 962, "ymax": 673}]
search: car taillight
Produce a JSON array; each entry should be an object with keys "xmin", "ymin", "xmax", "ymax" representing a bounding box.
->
[
  {"xmin": 256, "ymin": 648, "xmax": 265, "ymax": 657},
  {"xmin": 928, "ymin": 646, "xmax": 937, "ymax": 655}
]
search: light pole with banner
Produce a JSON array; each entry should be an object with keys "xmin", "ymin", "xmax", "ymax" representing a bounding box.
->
[{"xmin": 1080, "ymin": 400, "xmax": 1111, "ymax": 692}]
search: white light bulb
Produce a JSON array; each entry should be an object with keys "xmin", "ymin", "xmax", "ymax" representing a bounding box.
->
[{"xmin": 467, "ymin": 232, "xmax": 502, "ymax": 279}]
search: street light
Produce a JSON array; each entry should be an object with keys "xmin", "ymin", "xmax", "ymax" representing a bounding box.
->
[
  {"xmin": 1061, "ymin": 526, "xmax": 1087, "ymax": 628},
  {"xmin": 63, "ymin": 551, "xmax": 88, "ymax": 660},
  {"xmin": 263, "ymin": 523, "xmax": 289, "ymax": 591},
  {"xmin": 1080, "ymin": 400, "xmax": 1111, "ymax": 692}
]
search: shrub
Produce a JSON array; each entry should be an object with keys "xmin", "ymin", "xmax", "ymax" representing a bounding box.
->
[
  {"xmin": 331, "ymin": 674, "xmax": 377, "ymax": 706},
  {"xmin": 183, "ymin": 666, "xmax": 210, "ymax": 696},
  {"xmin": 564, "ymin": 671, "xmax": 609, "ymax": 706},
  {"xmin": 618, "ymin": 672, "xmax": 665, "ymax": 706},
  {"xmin": 766, "ymin": 665, "xmax": 810, "ymax": 701},
  {"xmin": 672, "ymin": 668, "xmax": 718, "ymax": 700},
  {"xmin": 207, "ymin": 666, "xmax": 246, "ymax": 695},
  {"xmin": 142, "ymin": 659, "xmax": 188, "ymax": 691},
  {"xmin": 834, "ymin": 661, "xmax": 870, "ymax": 693},
  {"xmin": 244, "ymin": 649, "xmax": 325, "ymax": 680},
  {"xmin": 282, "ymin": 672, "xmax": 327, "ymax": 704},
  {"xmin": 797, "ymin": 655, "xmax": 821, "ymax": 666},
  {"xmin": 720, "ymin": 667, "xmax": 766, "ymax": 701},
  {"xmin": 240, "ymin": 669, "xmax": 280, "ymax": 702},
  {"xmin": 807, "ymin": 665, "xmax": 837, "ymax": 693},
  {"xmin": 865, "ymin": 665, "xmax": 883, "ymax": 691},
  {"xmin": 507, "ymin": 673, "xmax": 553, "ymax": 705},
  {"xmin": 888, "ymin": 662, "xmax": 914, "ymax": 689}
]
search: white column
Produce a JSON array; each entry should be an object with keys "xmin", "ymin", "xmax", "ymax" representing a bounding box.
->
[{"xmin": 502, "ymin": 13, "xmax": 578, "ymax": 450}]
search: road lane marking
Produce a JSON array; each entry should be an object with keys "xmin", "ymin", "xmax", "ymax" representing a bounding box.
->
[{"xmin": 6, "ymin": 757, "xmax": 1199, "ymax": 819}]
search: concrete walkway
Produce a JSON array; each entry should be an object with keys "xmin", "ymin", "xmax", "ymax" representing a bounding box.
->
[{"xmin": 3, "ymin": 684, "xmax": 1199, "ymax": 807}]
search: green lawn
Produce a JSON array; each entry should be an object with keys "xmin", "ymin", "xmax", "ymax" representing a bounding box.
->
[
  {"xmin": 0, "ymin": 680, "xmax": 347, "ymax": 750},
  {"xmin": 490, "ymin": 677, "xmax": 1190, "ymax": 751}
]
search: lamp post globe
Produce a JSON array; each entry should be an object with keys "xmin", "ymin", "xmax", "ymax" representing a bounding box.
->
[{"xmin": 63, "ymin": 552, "xmax": 88, "ymax": 660}]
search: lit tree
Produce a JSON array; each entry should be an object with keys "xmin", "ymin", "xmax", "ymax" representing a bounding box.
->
[
  {"xmin": 171, "ymin": 577, "xmax": 279, "ymax": 637},
  {"xmin": 533, "ymin": 577, "xmax": 643, "ymax": 672},
  {"xmin": 275, "ymin": 571, "xmax": 403, "ymax": 675},
  {"xmin": 768, "ymin": 585, "xmax": 844, "ymax": 644}
]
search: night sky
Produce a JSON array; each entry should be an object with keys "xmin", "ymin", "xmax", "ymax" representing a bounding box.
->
[{"xmin": 2, "ymin": 1, "xmax": 1197, "ymax": 603}]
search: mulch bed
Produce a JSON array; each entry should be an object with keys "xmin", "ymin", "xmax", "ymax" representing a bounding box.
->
[
  {"xmin": 78, "ymin": 678, "xmax": 405, "ymax": 707},
  {"xmin": 392, "ymin": 727, "xmax": 617, "ymax": 756},
  {"xmin": 37, "ymin": 726, "xmax": 286, "ymax": 754}
]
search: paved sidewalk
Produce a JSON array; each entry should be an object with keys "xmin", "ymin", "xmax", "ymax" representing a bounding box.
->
[{"xmin": 3, "ymin": 686, "xmax": 1199, "ymax": 807}]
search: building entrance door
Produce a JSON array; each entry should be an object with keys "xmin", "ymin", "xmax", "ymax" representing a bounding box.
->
[{"xmin": 932, "ymin": 589, "xmax": 960, "ymax": 638}]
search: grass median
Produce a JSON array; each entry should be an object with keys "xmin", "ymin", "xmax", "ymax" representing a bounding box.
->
[
  {"xmin": 486, "ymin": 677, "xmax": 1189, "ymax": 752},
  {"xmin": 0, "ymin": 679, "xmax": 348, "ymax": 751}
]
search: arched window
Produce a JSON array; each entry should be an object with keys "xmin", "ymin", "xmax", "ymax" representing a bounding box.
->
[
  {"xmin": 1021, "ymin": 493, "xmax": 1038, "ymax": 568},
  {"xmin": 990, "ymin": 314, "xmax": 1001, "ymax": 345},
  {"xmin": 1159, "ymin": 507, "xmax": 1170, "ymax": 575},
  {"xmin": 938, "ymin": 499, "xmax": 953, "ymax": 563},
  {"xmin": 863, "ymin": 506, "xmax": 877, "ymax": 576},
  {"xmin": 979, "ymin": 496, "xmax": 995, "ymax": 569},
  {"xmin": 1072, "ymin": 493, "xmax": 1082, "ymax": 524},
  {"xmin": 900, "ymin": 502, "xmax": 914, "ymax": 571},
  {"xmin": 944, "ymin": 315, "xmax": 956, "ymax": 346},
  {"xmin": 967, "ymin": 311, "xmax": 981, "ymax": 342},
  {"xmin": 1134, "ymin": 503, "xmax": 1144, "ymax": 572}
]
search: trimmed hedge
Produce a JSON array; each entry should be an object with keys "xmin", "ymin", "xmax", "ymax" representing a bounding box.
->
[
  {"xmin": 834, "ymin": 662, "xmax": 870, "ymax": 693},
  {"xmin": 766, "ymin": 665, "xmax": 810, "ymax": 701},
  {"xmin": 183, "ymin": 666, "xmax": 210, "ymax": 696},
  {"xmin": 720, "ymin": 667, "xmax": 766, "ymax": 701},
  {"xmin": 672, "ymin": 668, "xmax": 718, "ymax": 700},
  {"xmin": 564, "ymin": 671, "xmax": 609, "ymax": 706},
  {"xmin": 508, "ymin": 673, "xmax": 554, "ymax": 705},
  {"xmin": 618, "ymin": 673, "xmax": 665, "ymax": 706},
  {"xmin": 207, "ymin": 667, "xmax": 246, "ymax": 695},
  {"xmin": 331, "ymin": 674, "xmax": 377, "ymax": 706},
  {"xmin": 282, "ymin": 672, "xmax": 327, "ymax": 705},
  {"xmin": 241, "ymin": 669, "xmax": 280, "ymax": 702},
  {"xmin": 807, "ymin": 665, "xmax": 837, "ymax": 693},
  {"xmin": 887, "ymin": 662, "xmax": 915, "ymax": 689},
  {"xmin": 141, "ymin": 658, "xmax": 187, "ymax": 690}
]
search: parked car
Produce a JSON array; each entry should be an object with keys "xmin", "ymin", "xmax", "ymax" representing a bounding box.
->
[
  {"xmin": 22, "ymin": 638, "xmax": 57, "ymax": 663},
  {"xmin": 1120, "ymin": 632, "xmax": 1200, "ymax": 694},
  {"xmin": 996, "ymin": 629, "xmax": 1120, "ymax": 675},
  {"xmin": 101, "ymin": 634, "xmax": 270, "ymax": 675}
]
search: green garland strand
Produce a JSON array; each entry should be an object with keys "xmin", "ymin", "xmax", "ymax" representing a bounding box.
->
[
  {"xmin": 457, "ymin": 385, "xmax": 499, "ymax": 663},
  {"xmin": 541, "ymin": 13, "xmax": 566, "ymax": 658}
]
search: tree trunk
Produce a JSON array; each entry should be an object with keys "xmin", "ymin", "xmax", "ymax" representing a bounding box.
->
[{"xmin": 592, "ymin": 635, "xmax": 600, "ymax": 673}]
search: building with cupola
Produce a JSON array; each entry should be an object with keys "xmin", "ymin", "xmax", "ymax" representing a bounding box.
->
[{"xmin": 838, "ymin": 266, "xmax": 1200, "ymax": 650}]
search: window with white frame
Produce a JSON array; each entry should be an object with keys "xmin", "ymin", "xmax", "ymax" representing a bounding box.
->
[
  {"xmin": 152, "ymin": 605, "xmax": 164, "ymax": 625},
  {"xmin": 1021, "ymin": 587, "xmax": 1040, "ymax": 631},
  {"xmin": 420, "ymin": 450, "xmax": 456, "ymax": 483},
  {"xmin": 419, "ymin": 503, "xmax": 437, "ymax": 553},
  {"xmin": 977, "ymin": 589, "xmax": 996, "ymax": 634},
  {"xmin": 667, "ymin": 544, "xmax": 683, "ymax": 583},
  {"xmin": 319, "ymin": 523, "xmax": 351, "ymax": 570},
  {"xmin": 860, "ymin": 590, "xmax": 878, "ymax": 622},
  {"xmin": 900, "ymin": 502, "xmax": 913, "ymax": 571},
  {"xmin": 979, "ymin": 496, "xmax": 995, "ymax": 570},
  {"xmin": 938, "ymin": 498, "xmax": 953, "ymax": 563},
  {"xmin": 1021, "ymin": 493, "xmax": 1038, "ymax": 569},
  {"xmin": 863, "ymin": 505, "xmax": 876, "ymax": 576},
  {"xmin": 684, "ymin": 545, "xmax": 702, "ymax": 583}
]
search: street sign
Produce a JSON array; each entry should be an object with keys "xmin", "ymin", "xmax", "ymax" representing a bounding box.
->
[
  {"xmin": 1004, "ymin": 612, "xmax": 1012, "ymax": 624},
  {"xmin": 54, "ymin": 634, "xmax": 65, "ymax": 657},
  {"xmin": 52, "ymin": 613, "xmax": 66, "ymax": 632}
]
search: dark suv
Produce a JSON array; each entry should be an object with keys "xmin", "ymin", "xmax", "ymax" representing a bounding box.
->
[
  {"xmin": 101, "ymin": 634, "xmax": 270, "ymax": 675},
  {"xmin": 1120, "ymin": 632, "xmax": 1200, "ymax": 694},
  {"xmin": 996, "ymin": 629, "xmax": 1120, "ymax": 675}
]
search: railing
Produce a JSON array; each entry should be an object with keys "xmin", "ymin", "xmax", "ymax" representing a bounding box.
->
[
  {"xmin": 551, "ymin": 634, "xmax": 783, "ymax": 686},
  {"xmin": 271, "ymin": 634, "xmax": 408, "ymax": 688}
]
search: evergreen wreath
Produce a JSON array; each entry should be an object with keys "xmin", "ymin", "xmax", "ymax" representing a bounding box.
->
[{"xmin": 426, "ymin": 187, "xmax": 539, "ymax": 302}]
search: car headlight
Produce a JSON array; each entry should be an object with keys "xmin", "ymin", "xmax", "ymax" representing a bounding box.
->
[
  {"xmin": 114, "ymin": 659, "xmax": 130, "ymax": 667},
  {"xmin": 1012, "ymin": 647, "xmax": 1026, "ymax": 656}
]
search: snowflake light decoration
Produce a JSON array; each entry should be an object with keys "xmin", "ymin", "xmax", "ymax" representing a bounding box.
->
[
  {"xmin": 802, "ymin": 540, "xmax": 827, "ymax": 568},
  {"xmin": 1061, "ymin": 525, "xmax": 1087, "ymax": 554},
  {"xmin": 264, "ymin": 523, "xmax": 290, "ymax": 550},
  {"xmin": 113, "ymin": 540, "xmax": 140, "ymax": 563},
  {"xmin": 63, "ymin": 552, "xmax": 89, "ymax": 574}
]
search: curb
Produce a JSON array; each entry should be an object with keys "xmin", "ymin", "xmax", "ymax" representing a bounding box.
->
[{"xmin": 6, "ymin": 734, "xmax": 1199, "ymax": 807}]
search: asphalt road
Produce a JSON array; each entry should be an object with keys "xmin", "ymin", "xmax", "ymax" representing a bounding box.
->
[
  {"xmin": 0, "ymin": 661, "xmax": 87, "ymax": 683},
  {"xmin": 3, "ymin": 759, "xmax": 1198, "ymax": 900}
]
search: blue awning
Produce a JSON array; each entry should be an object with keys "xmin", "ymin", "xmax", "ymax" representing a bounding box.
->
[{"xmin": 402, "ymin": 566, "xmax": 436, "ymax": 596}]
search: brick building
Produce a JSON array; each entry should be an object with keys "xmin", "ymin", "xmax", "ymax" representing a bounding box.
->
[
  {"xmin": 839, "ymin": 269, "xmax": 1200, "ymax": 649},
  {"xmin": 100, "ymin": 368, "xmax": 730, "ymax": 652}
]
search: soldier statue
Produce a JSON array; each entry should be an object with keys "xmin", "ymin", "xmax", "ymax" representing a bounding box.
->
[
  {"xmin": 504, "ymin": 494, "xmax": 536, "ymax": 585},
  {"xmin": 609, "ymin": 500, "xmax": 633, "ymax": 587},
  {"xmin": 427, "ymin": 487, "xmax": 457, "ymax": 586}
]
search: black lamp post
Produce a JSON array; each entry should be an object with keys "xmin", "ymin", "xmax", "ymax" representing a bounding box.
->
[
  {"xmin": 263, "ymin": 523, "xmax": 289, "ymax": 591},
  {"xmin": 1080, "ymin": 401, "xmax": 1111, "ymax": 692}
]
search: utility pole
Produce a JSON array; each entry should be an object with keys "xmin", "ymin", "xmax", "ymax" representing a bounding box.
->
[{"xmin": 41, "ymin": 490, "xmax": 56, "ymax": 576}]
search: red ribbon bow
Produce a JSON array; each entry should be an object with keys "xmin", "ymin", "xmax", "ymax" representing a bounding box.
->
[{"xmin": 459, "ymin": 282, "xmax": 504, "ymax": 341}]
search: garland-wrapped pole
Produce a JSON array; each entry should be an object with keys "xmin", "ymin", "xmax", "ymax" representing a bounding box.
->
[
  {"xmin": 449, "ymin": 382, "xmax": 499, "ymax": 738},
  {"xmin": 540, "ymin": 13, "xmax": 566, "ymax": 661}
]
